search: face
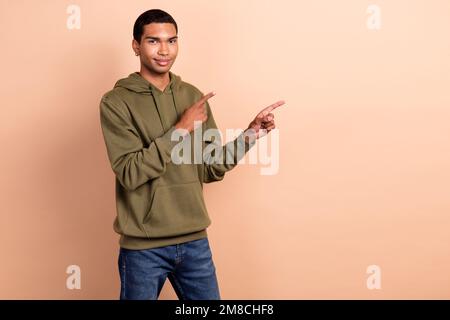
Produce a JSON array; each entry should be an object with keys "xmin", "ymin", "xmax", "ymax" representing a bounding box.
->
[{"xmin": 132, "ymin": 23, "xmax": 178, "ymax": 75}]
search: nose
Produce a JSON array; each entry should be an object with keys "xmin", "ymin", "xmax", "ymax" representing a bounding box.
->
[{"xmin": 158, "ymin": 42, "xmax": 169, "ymax": 56}]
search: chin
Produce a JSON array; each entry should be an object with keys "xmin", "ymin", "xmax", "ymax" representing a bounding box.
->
[
  {"xmin": 148, "ymin": 66, "xmax": 170, "ymax": 75},
  {"xmin": 153, "ymin": 64, "xmax": 173, "ymax": 73}
]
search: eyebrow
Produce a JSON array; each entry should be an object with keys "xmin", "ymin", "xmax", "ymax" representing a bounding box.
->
[{"xmin": 143, "ymin": 36, "xmax": 178, "ymax": 41}]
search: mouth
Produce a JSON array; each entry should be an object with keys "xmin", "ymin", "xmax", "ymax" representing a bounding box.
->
[{"xmin": 154, "ymin": 59, "xmax": 171, "ymax": 66}]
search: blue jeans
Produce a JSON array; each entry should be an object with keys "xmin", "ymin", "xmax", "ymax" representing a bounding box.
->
[{"xmin": 118, "ymin": 237, "xmax": 221, "ymax": 300}]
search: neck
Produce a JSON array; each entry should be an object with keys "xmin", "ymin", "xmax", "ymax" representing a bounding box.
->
[{"xmin": 139, "ymin": 66, "xmax": 170, "ymax": 92}]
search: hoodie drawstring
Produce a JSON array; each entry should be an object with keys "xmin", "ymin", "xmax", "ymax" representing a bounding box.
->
[
  {"xmin": 150, "ymin": 82, "xmax": 182, "ymax": 133},
  {"xmin": 149, "ymin": 89, "xmax": 167, "ymax": 132}
]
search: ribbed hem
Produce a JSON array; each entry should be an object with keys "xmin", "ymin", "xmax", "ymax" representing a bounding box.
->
[{"xmin": 119, "ymin": 229, "xmax": 208, "ymax": 250}]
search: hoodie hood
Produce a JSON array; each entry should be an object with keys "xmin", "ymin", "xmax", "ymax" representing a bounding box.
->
[
  {"xmin": 112, "ymin": 71, "xmax": 185, "ymax": 132},
  {"xmin": 113, "ymin": 71, "xmax": 182, "ymax": 94}
]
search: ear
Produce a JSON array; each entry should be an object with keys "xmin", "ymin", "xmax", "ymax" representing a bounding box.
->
[{"xmin": 131, "ymin": 39, "xmax": 140, "ymax": 55}]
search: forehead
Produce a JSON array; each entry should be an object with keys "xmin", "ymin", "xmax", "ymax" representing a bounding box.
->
[{"xmin": 142, "ymin": 23, "xmax": 177, "ymax": 38}]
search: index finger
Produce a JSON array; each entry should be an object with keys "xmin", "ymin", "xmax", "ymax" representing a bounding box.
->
[
  {"xmin": 196, "ymin": 91, "xmax": 216, "ymax": 106},
  {"xmin": 257, "ymin": 100, "xmax": 285, "ymax": 117}
]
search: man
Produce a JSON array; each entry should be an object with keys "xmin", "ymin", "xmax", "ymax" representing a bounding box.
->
[{"xmin": 99, "ymin": 9, "xmax": 284, "ymax": 300}]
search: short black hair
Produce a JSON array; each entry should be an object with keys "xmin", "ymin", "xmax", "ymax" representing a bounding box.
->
[{"xmin": 133, "ymin": 9, "xmax": 178, "ymax": 43}]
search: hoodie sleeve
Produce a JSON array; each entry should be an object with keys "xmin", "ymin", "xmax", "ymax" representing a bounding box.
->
[
  {"xmin": 100, "ymin": 95, "xmax": 179, "ymax": 191},
  {"xmin": 202, "ymin": 100, "xmax": 256, "ymax": 183}
]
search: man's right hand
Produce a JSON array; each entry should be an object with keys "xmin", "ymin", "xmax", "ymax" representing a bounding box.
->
[{"xmin": 175, "ymin": 92, "xmax": 216, "ymax": 133}]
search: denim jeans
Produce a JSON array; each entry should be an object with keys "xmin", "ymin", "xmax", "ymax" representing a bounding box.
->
[{"xmin": 118, "ymin": 237, "xmax": 221, "ymax": 300}]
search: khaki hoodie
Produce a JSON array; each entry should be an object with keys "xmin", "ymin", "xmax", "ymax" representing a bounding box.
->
[{"xmin": 99, "ymin": 72, "xmax": 256, "ymax": 249}]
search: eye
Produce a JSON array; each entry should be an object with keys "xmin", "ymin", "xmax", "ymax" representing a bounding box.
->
[
  {"xmin": 148, "ymin": 39, "xmax": 156, "ymax": 44},
  {"xmin": 169, "ymin": 39, "xmax": 177, "ymax": 44}
]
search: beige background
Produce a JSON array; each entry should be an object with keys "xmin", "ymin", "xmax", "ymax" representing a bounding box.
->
[{"xmin": 1, "ymin": 0, "xmax": 449, "ymax": 299}]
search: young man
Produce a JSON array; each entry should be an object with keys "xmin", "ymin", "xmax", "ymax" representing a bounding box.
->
[{"xmin": 99, "ymin": 9, "xmax": 284, "ymax": 300}]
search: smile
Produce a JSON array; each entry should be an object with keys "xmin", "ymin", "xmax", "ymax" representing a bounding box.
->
[{"xmin": 154, "ymin": 59, "xmax": 171, "ymax": 66}]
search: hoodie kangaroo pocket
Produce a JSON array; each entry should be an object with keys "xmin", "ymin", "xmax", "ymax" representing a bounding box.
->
[{"xmin": 142, "ymin": 181, "xmax": 211, "ymax": 238}]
